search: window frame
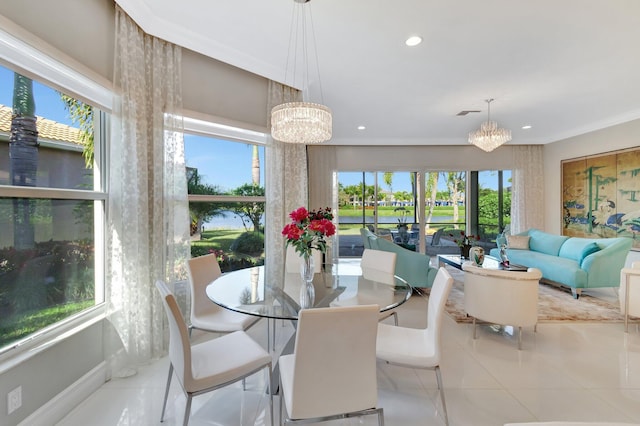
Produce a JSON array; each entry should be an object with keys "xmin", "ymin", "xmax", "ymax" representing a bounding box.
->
[
  {"xmin": 183, "ymin": 115, "xmax": 267, "ymax": 205},
  {"xmin": 0, "ymin": 25, "xmax": 110, "ymax": 361}
]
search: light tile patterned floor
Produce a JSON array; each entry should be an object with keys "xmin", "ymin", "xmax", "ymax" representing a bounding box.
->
[{"xmin": 57, "ymin": 261, "xmax": 640, "ymax": 426}]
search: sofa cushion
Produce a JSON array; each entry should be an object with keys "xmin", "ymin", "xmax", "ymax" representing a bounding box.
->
[
  {"xmin": 378, "ymin": 233, "xmax": 393, "ymax": 242},
  {"xmin": 557, "ymin": 237, "xmax": 599, "ymax": 262},
  {"xmin": 503, "ymin": 249, "xmax": 588, "ymax": 288},
  {"xmin": 579, "ymin": 242, "xmax": 601, "ymax": 265},
  {"xmin": 507, "ymin": 235, "xmax": 530, "ymax": 250},
  {"xmin": 528, "ymin": 228, "xmax": 569, "ymax": 256}
]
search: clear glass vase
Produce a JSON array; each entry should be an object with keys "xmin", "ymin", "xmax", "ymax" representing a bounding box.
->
[
  {"xmin": 300, "ymin": 254, "xmax": 315, "ymax": 283},
  {"xmin": 299, "ymin": 280, "xmax": 315, "ymax": 309},
  {"xmin": 299, "ymin": 255, "xmax": 315, "ymax": 308}
]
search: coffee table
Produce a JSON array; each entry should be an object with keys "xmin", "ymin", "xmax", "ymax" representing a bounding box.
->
[{"xmin": 437, "ymin": 254, "xmax": 526, "ymax": 271}]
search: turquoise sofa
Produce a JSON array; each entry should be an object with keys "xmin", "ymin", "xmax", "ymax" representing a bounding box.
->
[
  {"xmin": 360, "ymin": 228, "xmax": 438, "ymax": 288},
  {"xmin": 489, "ymin": 228, "xmax": 632, "ymax": 298}
]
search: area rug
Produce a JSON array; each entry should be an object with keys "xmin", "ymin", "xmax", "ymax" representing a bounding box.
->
[{"xmin": 426, "ymin": 267, "xmax": 626, "ymax": 323}]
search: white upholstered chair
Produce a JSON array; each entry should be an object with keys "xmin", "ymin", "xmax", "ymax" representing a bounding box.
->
[
  {"xmin": 620, "ymin": 261, "xmax": 640, "ymax": 332},
  {"xmin": 155, "ymin": 280, "xmax": 273, "ymax": 426},
  {"xmin": 186, "ymin": 253, "xmax": 259, "ymax": 335},
  {"xmin": 376, "ymin": 267, "xmax": 454, "ymax": 426},
  {"xmin": 279, "ymin": 304, "xmax": 384, "ymax": 425},
  {"xmin": 361, "ymin": 248, "xmax": 397, "ymax": 273},
  {"xmin": 462, "ymin": 261, "xmax": 542, "ymax": 350},
  {"xmin": 362, "ymin": 248, "xmax": 399, "ymax": 325}
]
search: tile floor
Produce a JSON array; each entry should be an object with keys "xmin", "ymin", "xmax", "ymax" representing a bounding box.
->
[{"xmin": 57, "ymin": 263, "xmax": 640, "ymax": 426}]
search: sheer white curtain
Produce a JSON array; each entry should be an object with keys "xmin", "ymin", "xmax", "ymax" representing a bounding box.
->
[
  {"xmin": 511, "ymin": 145, "xmax": 544, "ymax": 233},
  {"xmin": 265, "ymin": 81, "xmax": 308, "ymax": 282},
  {"xmin": 105, "ymin": 7, "xmax": 190, "ymax": 378}
]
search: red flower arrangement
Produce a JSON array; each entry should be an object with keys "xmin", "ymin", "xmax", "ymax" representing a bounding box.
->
[{"xmin": 282, "ymin": 207, "xmax": 336, "ymax": 260}]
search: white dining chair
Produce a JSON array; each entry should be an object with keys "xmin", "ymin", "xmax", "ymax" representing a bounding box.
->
[
  {"xmin": 362, "ymin": 248, "xmax": 399, "ymax": 325},
  {"xmin": 361, "ymin": 248, "xmax": 397, "ymax": 274},
  {"xmin": 186, "ymin": 253, "xmax": 259, "ymax": 335},
  {"xmin": 376, "ymin": 267, "xmax": 454, "ymax": 426},
  {"xmin": 155, "ymin": 280, "xmax": 273, "ymax": 426},
  {"xmin": 279, "ymin": 304, "xmax": 384, "ymax": 425}
]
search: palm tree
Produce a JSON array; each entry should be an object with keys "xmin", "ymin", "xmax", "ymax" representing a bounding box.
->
[
  {"xmin": 425, "ymin": 172, "xmax": 440, "ymax": 229},
  {"xmin": 343, "ymin": 185, "xmax": 361, "ymax": 209},
  {"xmin": 251, "ymin": 144, "xmax": 260, "ymax": 185},
  {"xmin": 60, "ymin": 94, "xmax": 93, "ymax": 168},
  {"xmin": 10, "ymin": 73, "xmax": 38, "ymax": 250},
  {"xmin": 446, "ymin": 172, "xmax": 465, "ymax": 228},
  {"xmin": 187, "ymin": 168, "xmax": 225, "ymax": 236}
]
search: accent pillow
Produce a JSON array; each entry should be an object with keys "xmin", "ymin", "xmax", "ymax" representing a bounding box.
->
[
  {"xmin": 507, "ymin": 235, "xmax": 530, "ymax": 250},
  {"xmin": 580, "ymin": 242, "xmax": 600, "ymax": 264},
  {"xmin": 379, "ymin": 233, "xmax": 393, "ymax": 242}
]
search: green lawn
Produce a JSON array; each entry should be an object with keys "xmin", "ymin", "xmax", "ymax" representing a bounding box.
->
[
  {"xmin": 197, "ymin": 207, "xmax": 466, "ymax": 241},
  {"xmin": 0, "ymin": 300, "xmax": 93, "ymax": 348},
  {"xmin": 337, "ymin": 205, "xmax": 461, "ymax": 217}
]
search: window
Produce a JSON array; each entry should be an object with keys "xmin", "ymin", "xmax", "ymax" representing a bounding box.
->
[
  {"xmin": 184, "ymin": 119, "xmax": 267, "ymax": 271},
  {"xmin": 0, "ymin": 37, "xmax": 108, "ymax": 353},
  {"xmin": 470, "ymin": 170, "xmax": 511, "ymax": 249},
  {"xmin": 336, "ymin": 170, "xmax": 469, "ymax": 257}
]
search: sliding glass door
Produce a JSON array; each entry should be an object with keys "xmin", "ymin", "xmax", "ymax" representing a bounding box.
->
[{"xmin": 337, "ymin": 171, "xmax": 417, "ymax": 257}]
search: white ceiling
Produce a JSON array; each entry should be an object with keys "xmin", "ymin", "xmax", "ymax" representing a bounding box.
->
[{"xmin": 116, "ymin": 0, "xmax": 640, "ymax": 146}]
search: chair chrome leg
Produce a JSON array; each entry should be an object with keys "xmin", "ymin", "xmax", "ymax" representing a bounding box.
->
[
  {"xmin": 518, "ymin": 326, "xmax": 522, "ymax": 350},
  {"xmin": 183, "ymin": 394, "xmax": 192, "ymax": 426},
  {"xmin": 279, "ymin": 375, "xmax": 285, "ymax": 425},
  {"xmin": 160, "ymin": 363, "xmax": 174, "ymax": 422},
  {"xmin": 435, "ymin": 366, "xmax": 449, "ymax": 426},
  {"xmin": 267, "ymin": 364, "xmax": 274, "ymax": 425},
  {"xmin": 377, "ymin": 407, "xmax": 385, "ymax": 426},
  {"xmin": 392, "ymin": 311, "xmax": 398, "ymax": 326},
  {"xmin": 272, "ymin": 317, "xmax": 277, "ymax": 351},
  {"xmin": 472, "ymin": 317, "xmax": 477, "ymax": 340}
]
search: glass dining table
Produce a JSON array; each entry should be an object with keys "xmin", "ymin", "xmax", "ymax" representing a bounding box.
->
[
  {"xmin": 205, "ymin": 262, "xmax": 413, "ymax": 394},
  {"xmin": 205, "ymin": 262, "xmax": 412, "ymax": 321}
]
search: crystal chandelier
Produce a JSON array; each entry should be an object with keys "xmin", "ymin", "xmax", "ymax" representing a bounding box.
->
[
  {"xmin": 271, "ymin": 102, "xmax": 332, "ymax": 144},
  {"xmin": 271, "ymin": 0, "xmax": 332, "ymax": 144},
  {"xmin": 468, "ymin": 99, "xmax": 511, "ymax": 152}
]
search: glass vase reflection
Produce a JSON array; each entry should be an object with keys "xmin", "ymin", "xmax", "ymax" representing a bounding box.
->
[
  {"xmin": 299, "ymin": 280, "xmax": 315, "ymax": 309},
  {"xmin": 299, "ymin": 255, "xmax": 315, "ymax": 308}
]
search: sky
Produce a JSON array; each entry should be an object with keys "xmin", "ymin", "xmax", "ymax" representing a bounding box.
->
[
  {"xmin": 0, "ymin": 65, "xmax": 73, "ymax": 126},
  {"xmin": 184, "ymin": 135, "xmax": 264, "ymax": 192},
  {"xmin": 1, "ymin": 63, "xmax": 509, "ymax": 193}
]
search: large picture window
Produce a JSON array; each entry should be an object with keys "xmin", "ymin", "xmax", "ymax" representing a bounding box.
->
[
  {"xmin": 184, "ymin": 123, "xmax": 267, "ymax": 271},
  {"xmin": 0, "ymin": 62, "xmax": 107, "ymax": 352}
]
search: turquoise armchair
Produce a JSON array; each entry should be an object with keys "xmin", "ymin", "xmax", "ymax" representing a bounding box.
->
[{"xmin": 360, "ymin": 228, "xmax": 438, "ymax": 288}]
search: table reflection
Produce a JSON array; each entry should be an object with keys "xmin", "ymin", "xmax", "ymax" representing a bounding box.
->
[{"xmin": 205, "ymin": 263, "xmax": 412, "ymax": 320}]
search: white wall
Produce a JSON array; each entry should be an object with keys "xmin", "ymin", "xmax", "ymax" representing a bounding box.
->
[
  {"xmin": 0, "ymin": 0, "xmax": 269, "ymax": 133},
  {"xmin": 543, "ymin": 118, "xmax": 640, "ymax": 266}
]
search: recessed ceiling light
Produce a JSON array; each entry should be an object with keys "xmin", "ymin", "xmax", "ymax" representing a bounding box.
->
[
  {"xmin": 522, "ymin": 125, "xmax": 532, "ymax": 130},
  {"xmin": 357, "ymin": 125, "xmax": 366, "ymax": 130},
  {"xmin": 405, "ymin": 36, "xmax": 422, "ymax": 47}
]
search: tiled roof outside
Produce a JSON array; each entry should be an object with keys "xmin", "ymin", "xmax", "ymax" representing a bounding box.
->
[{"xmin": 0, "ymin": 104, "xmax": 83, "ymax": 146}]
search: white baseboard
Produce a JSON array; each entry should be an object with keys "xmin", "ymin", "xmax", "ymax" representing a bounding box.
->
[{"xmin": 18, "ymin": 362, "xmax": 107, "ymax": 426}]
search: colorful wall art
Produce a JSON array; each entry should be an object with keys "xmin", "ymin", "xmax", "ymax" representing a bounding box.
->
[{"xmin": 561, "ymin": 147, "xmax": 640, "ymax": 250}]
